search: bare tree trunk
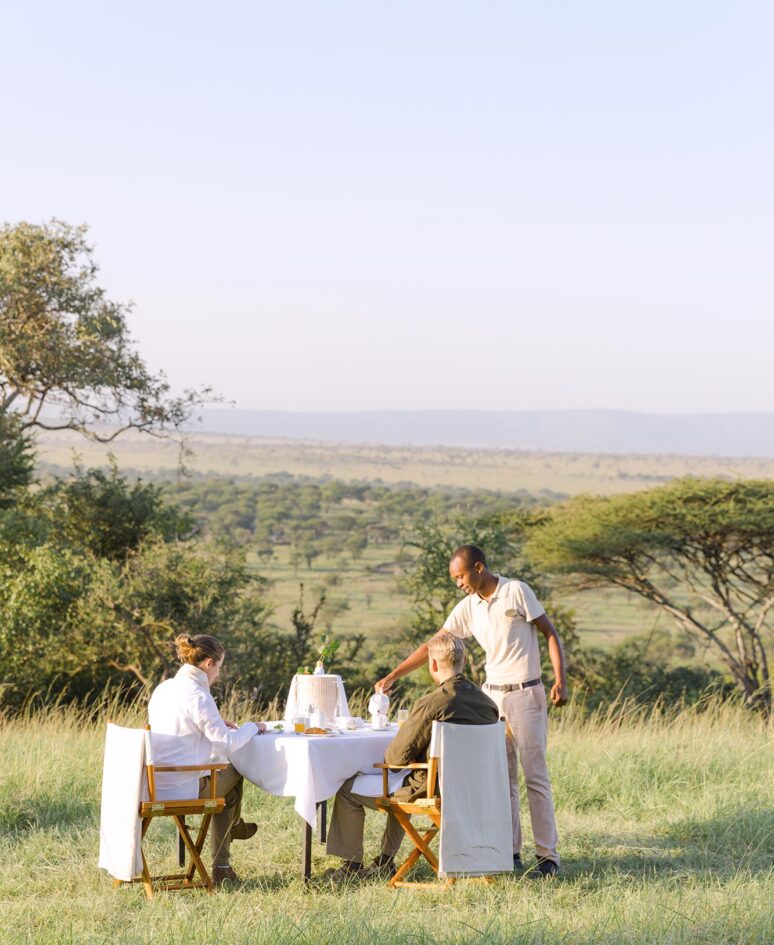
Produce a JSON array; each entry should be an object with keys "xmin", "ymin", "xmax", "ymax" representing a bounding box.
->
[
  {"xmin": 107, "ymin": 660, "xmax": 151, "ymax": 689},
  {"xmin": 610, "ymin": 578, "xmax": 773, "ymax": 714}
]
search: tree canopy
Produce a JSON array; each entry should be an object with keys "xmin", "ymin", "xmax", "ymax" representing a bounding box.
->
[
  {"xmin": 527, "ymin": 478, "xmax": 774, "ymax": 712},
  {"xmin": 0, "ymin": 463, "xmax": 274, "ymax": 702},
  {"xmin": 0, "ymin": 219, "xmax": 210, "ymax": 442}
]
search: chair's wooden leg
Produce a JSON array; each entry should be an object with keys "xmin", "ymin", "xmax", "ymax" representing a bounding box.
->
[
  {"xmin": 392, "ymin": 811, "xmax": 439, "ymax": 874},
  {"xmin": 174, "ymin": 815, "xmax": 212, "ymax": 891},
  {"xmin": 391, "ymin": 845, "xmax": 424, "ymax": 886},
  {"xmin": 140, "ymin": 846, "xmax": 154, "ymax": 900},
  {"xmin": 389, "ymin": 809, "xmax": 440, "ymax": 886},
  {"xmin": 178, "ymin": 815, "xmax": 186, "ymax": 868},
  {"xmin": 185, "ymin": 814, "xmax": 212, "ymax": 885},
  {"xmin": 137, "ymin": 816, "xmax": 155, "ymax": 899}
]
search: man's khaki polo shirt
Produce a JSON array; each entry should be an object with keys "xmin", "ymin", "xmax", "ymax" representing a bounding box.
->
[{"xmin": 443, "ymin": 575, "xmax": 545, "ymax": 685}]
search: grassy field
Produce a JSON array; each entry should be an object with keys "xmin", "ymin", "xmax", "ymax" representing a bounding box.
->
[
  {"xmin": 35, "ymin": 430, "xmax": 774, "ymax": 496},
  {"xmin": 1, "ymin": 698, "xmax": 772, "ymax": 945}
]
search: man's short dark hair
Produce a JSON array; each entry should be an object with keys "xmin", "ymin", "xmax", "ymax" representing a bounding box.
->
[{"xmin": 450, "ymin": 544, "xmax": 487, "ymax": 568}]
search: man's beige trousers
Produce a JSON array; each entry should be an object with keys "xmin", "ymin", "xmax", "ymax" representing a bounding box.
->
[
  {"xmin": 487, "ymin": 684, "xmax": 560, "ymax": 864},
  {"xmin": 326, "ymin": 775, "xmax": 406, "ymax": 862}
]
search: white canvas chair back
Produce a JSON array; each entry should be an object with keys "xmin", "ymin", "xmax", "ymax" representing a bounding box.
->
[
  {"xmin": 98, "ymin": 723, "xmax": 147, "ymax": 882},
  {"xmin": 429, "ymin": 720, "xmax": 513, "ymax": 877},
  {"xmin": 144, "ymin": 729, "xmax": 201, "ymax": 800}
]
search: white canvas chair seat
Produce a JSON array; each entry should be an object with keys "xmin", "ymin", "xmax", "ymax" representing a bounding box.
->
[
  {"xmin": 98, "ymin": 723, "xmax": 227, "ymax": 899},
  {"xmin": 375, "ymin": 721, "xmax": 512, "ymax": 887}
]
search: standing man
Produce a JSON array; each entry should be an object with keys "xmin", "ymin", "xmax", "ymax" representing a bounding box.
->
[{"xmin": 376, "ymin": 544, "xmax": 567, "ymax": 877}]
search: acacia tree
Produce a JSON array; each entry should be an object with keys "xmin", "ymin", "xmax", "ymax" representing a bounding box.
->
[
  {"xmin": 527, "ymin": 478, "xmax": 773, "ymax": 713},
  {"xmin": 0, "ymin": 219, "xmax": 210, "ymax": 442}
]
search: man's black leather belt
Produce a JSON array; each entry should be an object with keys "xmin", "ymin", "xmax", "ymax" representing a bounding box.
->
[{"xmin": 485, "ymin": 679, "xmax": 541, "ymax": 692}]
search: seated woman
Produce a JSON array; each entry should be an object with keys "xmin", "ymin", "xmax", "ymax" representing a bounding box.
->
[{"xmin": 148, "ymin": 633, "xmax": 264, "ymax": 886}]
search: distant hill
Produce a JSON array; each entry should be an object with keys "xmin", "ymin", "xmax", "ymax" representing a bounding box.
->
[{"xmin": 192, "ymin": 409, "xmax": 774, "ymax": 459}]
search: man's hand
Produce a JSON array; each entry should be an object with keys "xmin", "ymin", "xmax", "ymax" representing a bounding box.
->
[
  {"xmin": 256, "ymin": 721, "xmax": 267, "ymax": 734},
  {"xmin": 375, "ymin": 673, "xmax": 396, "ymax": 695},
  {"xmin": 550, "ymin": 681, "xmax": 568, "ymax": 707},
  {"xmin": 224, "ymin": 720, "xmax": 238, "ymax": 730}
]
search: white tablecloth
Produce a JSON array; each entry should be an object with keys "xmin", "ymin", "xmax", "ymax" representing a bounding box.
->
[{"xmin": 229, "ymin": 724, "xmax": 397, "ymax": 828}]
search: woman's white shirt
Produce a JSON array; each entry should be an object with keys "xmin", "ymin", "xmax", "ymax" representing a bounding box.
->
[{"xmin": 147, "ymin": 663, "xmax": 258, "ymax": 799}]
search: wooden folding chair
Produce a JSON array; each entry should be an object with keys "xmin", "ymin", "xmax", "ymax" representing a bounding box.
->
[
  {"xmin": 374, "ymin": 758, "xmax": 444, "ymax": 888},
  {"xmin": 374, "ymin": 722, "xmax": 512, "ymax": 889},
  {"xmin": 116, "ymin": 726, "xmax": 227, "ymax": 899}
]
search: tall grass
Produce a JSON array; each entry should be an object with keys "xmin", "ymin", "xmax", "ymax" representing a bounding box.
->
[{"xmin": 1, "ymin": 696, "xmax": 772, "ymax": 945}]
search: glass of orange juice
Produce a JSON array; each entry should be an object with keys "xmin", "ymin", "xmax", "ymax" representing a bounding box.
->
[
  {"xmin": 397, "ymin": 709, "xmax": 409, "ymax": 726},
  {"xmin": 293, "ymin": 716, "xmax": 306, "ymax": 733}
]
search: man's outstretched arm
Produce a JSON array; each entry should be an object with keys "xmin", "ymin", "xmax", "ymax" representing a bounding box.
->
[{"xmin": 375, "ymin": 641, "xmax": 431, "ymax": 694}]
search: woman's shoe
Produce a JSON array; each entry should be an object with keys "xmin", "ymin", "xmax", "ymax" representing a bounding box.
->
[
  {"xmin": 230, "ymin": 819, "xmax": 258, "ymax": 841},
  {"xmin": 212, "ymin": 865, "xmax": 241, "ymax": 887}
]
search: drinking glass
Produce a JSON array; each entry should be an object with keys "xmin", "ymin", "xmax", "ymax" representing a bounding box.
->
[{"xmin": 397, "ymin": 709, "xmax": 409, "ymax": 726}]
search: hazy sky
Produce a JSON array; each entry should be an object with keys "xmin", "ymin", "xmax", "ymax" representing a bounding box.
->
[{"xmin": 2, "ymin": 1, "xmax": 772, "ymax": 413}]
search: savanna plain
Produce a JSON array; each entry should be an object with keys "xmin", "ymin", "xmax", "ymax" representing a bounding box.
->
[
  {"xmin": 35, "ymin": 430, "xmax": 774, "ymax": 496},
  {"xmin": 35, "ymin": 432, "xmax": 774, "ymax": 651}
]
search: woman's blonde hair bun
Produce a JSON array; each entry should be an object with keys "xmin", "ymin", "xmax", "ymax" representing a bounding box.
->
[{"xmin": 175, "ymin": 633, "xmax": 225, "ymax": 666}]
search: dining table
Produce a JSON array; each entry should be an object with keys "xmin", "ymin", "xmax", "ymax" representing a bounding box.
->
[{"xmin": 229, "ymin": 722, "xmax": 398, "ymax": 882}]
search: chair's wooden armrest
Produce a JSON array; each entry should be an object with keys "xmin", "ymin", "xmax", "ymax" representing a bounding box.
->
[
  {"xmin": 373, "ymin": 760, "xmax": 426, "ymax": 796},
  {"xmin": 373, "ymin": 762, "xmax": 429, "ymax": 770},
  {"xmin": 151, "ymin": 763, "xmax": 229, "ymax": 772}
]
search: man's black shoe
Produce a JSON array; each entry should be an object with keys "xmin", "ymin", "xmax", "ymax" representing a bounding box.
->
[
  {"xmin": 513, "ymin": 853, "xmax": 524, "ymax": 871},
  {"xmin": 360, "ymin": 856, "xmax": 397, "ymax": 880},
  {"xmin": 528, "ymin": 857, "xmax": 559, "ymax": 879}
]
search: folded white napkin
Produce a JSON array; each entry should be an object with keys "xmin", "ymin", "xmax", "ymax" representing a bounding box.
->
[{"xmin": 351, "ymin": 767, "xmax": 411, "ymax": 797}]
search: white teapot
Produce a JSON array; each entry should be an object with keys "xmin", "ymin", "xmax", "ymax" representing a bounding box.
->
[{"xmin": 368, "ymin": 690, "xmax": 390, "ymax": 730}]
